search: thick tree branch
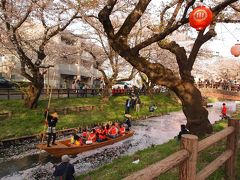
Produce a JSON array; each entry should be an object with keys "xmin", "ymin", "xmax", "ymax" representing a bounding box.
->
[
  {"xmin": 20, "ymin": 61, "xmax": 34, "ymax": 82},
  {"xmin": 132, "ymin": 19, "xmax": 188, "ymax": 52},
  {"xmin": 212, "ymin": 0, "xmax": 239, "ymax": 14},
  {"xmin": 181, "ymin": 0, "xmax": 196, "ymax": 21},
  {"xmin": 216, "ymin": 18, "xmax": 240, "ymax": 23},
  {"xmin": 98, "ymin": 0, "xmax": 117, "ymax": 38},
  {"xmin": 115, "ymin": 0, "xmax": 151, "ymax": 38},
  {"xmin": 187, "ymin": 25, "xmax": 217, "ymax": 70},
  {"xmin": 158, "ymin": 40, "xmax": 188, "ymax": 73}
]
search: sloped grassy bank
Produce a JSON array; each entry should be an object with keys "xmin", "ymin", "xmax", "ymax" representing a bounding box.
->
[
  {"xmin": 0, "ymin": 93, "xmax": 180, "ymax": 140},
  {"xmin": 77, "ymin": 119, "xmax": 240, "ymax": 180}
]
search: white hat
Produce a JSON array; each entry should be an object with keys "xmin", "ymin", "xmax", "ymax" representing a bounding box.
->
[
  {"xmin": 61, "ymin": 155, "xmax": 70, "ymax": 162},
  {"xmin": 125, "ymin": 114, "xmax": 131, "ymax": 118}
]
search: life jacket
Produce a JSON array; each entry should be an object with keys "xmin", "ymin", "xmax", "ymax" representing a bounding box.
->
[
  {"xmin": 82, "ymin": 132, "xmax": 87, "ymax": 138},
  {"xmin": 99, "ymin": 132, "xmax": 106, "ymax": 140},
  {"xmin": 88, "ymin": 133, "xmax": 96, "ymax": 142},
  {"xmin": 104, "ymin": 127, "xmax": 110, "ymax": 135},
  {"xmin": 119, "ymin": 127, "xmax": 125, "ymax": 135},
  {"xmin": 110, "ymin": 126, "xmax": 118, "ymax": 136}
]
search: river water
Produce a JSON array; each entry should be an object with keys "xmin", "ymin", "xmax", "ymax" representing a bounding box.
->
[{"xmin": 0, "ymin": 101, "xmax": 236, "ymax": 180}]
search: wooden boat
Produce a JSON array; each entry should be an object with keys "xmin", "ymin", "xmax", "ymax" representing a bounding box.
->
[{"xmin": 36, "ymin": 131, "xmax": 134, "ymax": 157}]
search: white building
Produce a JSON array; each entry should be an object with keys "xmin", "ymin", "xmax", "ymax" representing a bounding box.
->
[{"xmin": 0, "ymin": 29, "xmax": 102, "ymax": 88}]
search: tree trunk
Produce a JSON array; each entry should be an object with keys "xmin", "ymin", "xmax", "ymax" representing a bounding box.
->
[
  {"xmin": 172, "ymin": 81, "xmax": 213, "ymax": 136},
  {"xmin": 102, "ymin": 82, "xmax": 112, "ymax": 101},
  {"xmin": 24, "ymin": 84, "xmax": 43, "ymax": 109},
  {"xmin": 24, "ymin": 74, "xmax": 44, "ymax": 109}
]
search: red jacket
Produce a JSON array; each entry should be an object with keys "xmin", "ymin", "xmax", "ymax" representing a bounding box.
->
[
  {"xmin": 119, "ymin": 127, "xmax": 125, "ymax": 135},
  {"xmin": 109, "ymin": 126, "xmax": 118, "ymax": 135},
  {"xmin": 88, "ymin": 133, "xmax": 96, "ymax": 142},
  {"xmin": 222, "ymin": 106, "xmax": 227, "ymax": 114}
]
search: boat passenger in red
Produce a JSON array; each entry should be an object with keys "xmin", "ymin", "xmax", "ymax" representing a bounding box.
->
[
  {"xmin": 119, "ymin": 124, "xmax": 126, "ymax": 135},
  {"xmin": 108, "ymin": 124, "xmax": 119, "ymax": 138},
  {"xmin": 86, "ymin": 129, "xmax": 96, "ymax": 144}
]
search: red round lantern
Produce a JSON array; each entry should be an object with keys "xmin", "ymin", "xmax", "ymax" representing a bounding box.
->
[
  {"xmin": 231, "ymin": 43, "xmax": 240, "ymax": 57},
  {"xmin": 189, "ymin": 6, "xmax": 213, "ymax": 31}
]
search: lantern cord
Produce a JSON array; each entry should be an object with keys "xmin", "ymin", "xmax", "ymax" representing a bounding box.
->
[
  {"xmin": 220, "ymin": 23, "xmax": 228, "ymax": 48},
  {"xmin": 222, "ymin": 23, "xmax": 239, "ymax": 42}
]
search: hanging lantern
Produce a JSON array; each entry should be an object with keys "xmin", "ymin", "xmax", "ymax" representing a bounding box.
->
[
  {"xmin": 231, "ymin": 43, "xmax": 240, "ymax": 57},
  {"xmin": 189, "ymin": 6, "xmax": 213, "ymax": 31}
]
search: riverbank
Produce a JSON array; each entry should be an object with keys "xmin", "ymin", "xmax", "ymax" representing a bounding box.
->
[
  {"xmin": 77, "ymin": 118, "xmax": 240, "ymax": 180},
  {"xmin": 0, "ymin": 93, "xmax": 180, "ymax": 140}
]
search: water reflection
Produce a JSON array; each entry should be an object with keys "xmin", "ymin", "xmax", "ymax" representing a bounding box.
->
[{"xmin": 0, "ymin": 101, "xmax": 236, "ymax": 179}]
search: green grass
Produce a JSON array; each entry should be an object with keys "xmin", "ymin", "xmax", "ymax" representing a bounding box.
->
[
  {"xmin": 77, "ymin": 119, "xmax": 240, "ymax": 180},
  {"xmin": 77, "ymin": 140, "xmax": 180, "ymax": 180},
  {"xmin": 0, "ymin": 94, "xmax": 180, "ymax": 140}
]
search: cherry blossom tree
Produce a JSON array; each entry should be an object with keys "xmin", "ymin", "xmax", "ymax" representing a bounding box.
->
[
  {"xmin": 0, "ymin": 0, "xmax": 80, "ymax": 108},
  {"xmin": 97, "ymin": 0, "xmax": 239, "ymax": 135}
]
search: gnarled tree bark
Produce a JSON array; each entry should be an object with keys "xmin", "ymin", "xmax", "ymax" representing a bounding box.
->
[{"xmin": 172, "ymin": 81, "xmax": 212, "ymax": 135}]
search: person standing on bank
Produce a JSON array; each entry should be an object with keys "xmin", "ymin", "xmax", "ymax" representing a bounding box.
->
[
  {"xmin": 135, "ymin": 96, "xmax": 141, "ymax": 113},
  {"xmin": 53, "ymin": 155, "xmax": 75, "ymax": 180},
  {"xmin": 44, "ymin": 109, "xmax": 58, "ymax": 147},
  {"xmin": 221, "ymin": 103, "xmax": 227, "ymax": 119},
  {"xmin": 125, "ymin": 97, "xmax": 131, "ymax": 114}
]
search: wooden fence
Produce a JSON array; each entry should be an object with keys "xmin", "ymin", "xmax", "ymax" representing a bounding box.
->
[
  {"xmin": 0, "ymin": 88, "xmax": 101, "ymax": 100},
  {"xmin": 124, "ymin": 118, "xmax": 239, "ymax": 180},
  {"xmin": 0, "ymin": 88, "xmax": 158, "ymax": 100}
]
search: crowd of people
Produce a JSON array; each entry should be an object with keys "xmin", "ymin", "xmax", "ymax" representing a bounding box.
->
[
  {"xmin": 125, "ymin": 94, "xmax": 141, "ymax": 114},
  {"xmin": 196, "ymin": 78, "xmax": 240, "ymax": 91}
]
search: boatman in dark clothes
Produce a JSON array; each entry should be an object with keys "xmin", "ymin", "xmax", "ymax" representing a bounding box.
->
[
  {"xmin": 53, "ymin": 155, "xmax": 75, "ymax": 180},
  {"xmin": 124, "ymin": 114, "xmax": 132, "ymax": 131},
  {"xmin": 44, "ymin": 109, "xmax": 58, "ymax": 147}
]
